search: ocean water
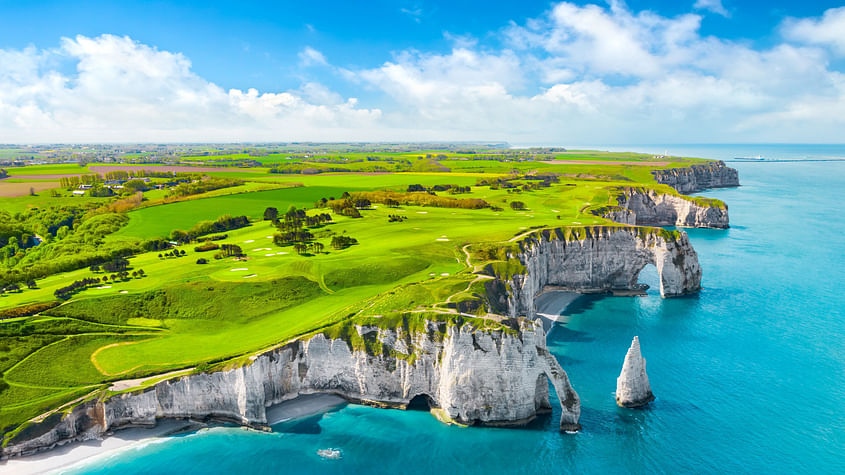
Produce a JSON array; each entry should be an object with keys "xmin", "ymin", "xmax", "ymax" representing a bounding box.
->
[{"xmin": 66, "ymin": 152, "xmax": 845, "ymax": 474}]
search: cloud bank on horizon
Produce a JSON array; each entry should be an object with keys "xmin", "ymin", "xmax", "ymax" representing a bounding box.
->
[{"xmin": 1, "ymin": 1, "xmax": 844, "ymax": 143}]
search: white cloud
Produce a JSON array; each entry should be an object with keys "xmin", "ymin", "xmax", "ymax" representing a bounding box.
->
[
  {"xmin": 1, "ymin": 3, "xmax": 845, "ymax": 144},
  {"xmin": 354, "ymin": 2, "xmax": 845, "ymax": 143},
  {"xmin": 298, "ymin": 46, "xmax": 328, "ymax": 67},
  {"xmin": 694, "ymin": 0, "xmax": 729, "ymax": 18},
  {"xmin": 0, "ymin": 35, "xmax": 381, "ymax": 142},
  {"xmin": 783, "ymin": 7, "xmax": 845, "ymax": 55}
]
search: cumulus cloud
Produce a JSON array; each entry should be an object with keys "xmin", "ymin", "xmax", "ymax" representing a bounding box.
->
[
  {"xmin": 354, "ymin": 2, "xmax": 845, "ymax": 143},
  {"xmin": 0, "ymin": 35, "xmax": 380, "ymax": 142},
  {"xmin": 783, "ymin": 7, "xmax": 845, "ymax": 55},
  {"xmin": 1, "ymin": 3, "xmax": 845, "ymax": 143},
  {"xmin": 694, "ymin": 0, "xmax": 729, "ymax": 18}
]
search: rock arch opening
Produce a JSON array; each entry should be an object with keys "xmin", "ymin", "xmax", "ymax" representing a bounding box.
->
[
  {"xmin": 534, "ymin": 374, "xmax": 553, "ymax": 413},
  {"xmin": 406, "ymin": 394, "xmax": 436, "ymax": 411},
  {"xmin": 635, "ymin": 263, "xmax": 659, "ymax": 295}
]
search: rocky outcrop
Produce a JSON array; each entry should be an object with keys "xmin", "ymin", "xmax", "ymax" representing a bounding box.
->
[
  {"xmin": 652, "ymin": 161, "xmax": 739, "ymax": 194},
  {"xmin": 616, "ymin": 336, "xmax": 654, "ymax": 408},
  {"xmin": 608, "ymin": 187, "xmax": 729, "ymax": 229},
  {"xmin": 496, "ymin": 226, "xmax": 701, "ymax": 319},
  {"xmin": 2, "ymin": 318, "xmax": 580, "ymax": 459}
]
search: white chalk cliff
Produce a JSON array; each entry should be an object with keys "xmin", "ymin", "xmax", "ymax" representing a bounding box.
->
[
  {"xmin": 608, "ymin": 187, "xmax": 729, "ymax": 229},
  {"xmin": 615, "ymin": 336, "xmax": 655, "ymax": 408},
  {"xmin": 651, "ymin": 161, "xmax": 740, "ymax": 194},
  {"xmin": 2, "ymin": 318, "xmax": 580, "ymax": 458},
  {"xmin": 494, "ymin": 227, "xmax": 702, "ymax": 319}
]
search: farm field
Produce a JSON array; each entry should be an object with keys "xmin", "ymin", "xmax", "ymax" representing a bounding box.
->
[{"xmin": 0, "ymin": 150, "xmax": 723, "ymax": 441}]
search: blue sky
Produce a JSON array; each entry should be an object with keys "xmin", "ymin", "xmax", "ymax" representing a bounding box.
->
[{"xmin": 0, "ymin": 0, "xmax": 844, "ymax": 143}]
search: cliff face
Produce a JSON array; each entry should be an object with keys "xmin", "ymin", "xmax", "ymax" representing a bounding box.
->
[
  {"xmin": 611, "ymin": 188, "xmax": 729, "ymax": 229},
  {"xmin": 616, "ymin": 336, "xmax": 654, "ymax": 408},
  {"xmin": 652, "ymin": 161, "xmax": 739, "ymax": 194},
  {"xmin": 501, "ymin": 227, "xmax": 701, "ymax": 319},
  {"xmin": 2, "ymin": 318, "xmax": 580, "ymax": 458}
]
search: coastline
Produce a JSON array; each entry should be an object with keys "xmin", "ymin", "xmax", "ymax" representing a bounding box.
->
[
  {"xmin": 0, "ymin": 394, "xmax": 348, "ymax": 474},
  {"xmin": 535, "ymin": 289, "xmax": 582, "ymax": 322}
]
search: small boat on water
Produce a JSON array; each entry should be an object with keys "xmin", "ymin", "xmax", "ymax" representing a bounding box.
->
[{"xmin": 317, "ymin": 448, "xmax": 342, "ymax": 460}]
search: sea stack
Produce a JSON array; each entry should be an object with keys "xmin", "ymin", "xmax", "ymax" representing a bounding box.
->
[{"xmin": 616, "ymin": 336, "xmax": 655, "ymax": 408}]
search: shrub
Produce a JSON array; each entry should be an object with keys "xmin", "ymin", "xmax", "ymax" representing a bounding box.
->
[
  {"xmin": 194, "ymin": 242, "xmax": 219, "ymax": 252},
  {"xmin": 196, "ymin": 258, "xmax": 208, "ymax": 264}
]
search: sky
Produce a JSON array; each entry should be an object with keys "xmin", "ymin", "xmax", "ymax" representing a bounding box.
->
[{"xmin": 1, "ymin": 0, "xmax": 844, "ymax": 144}]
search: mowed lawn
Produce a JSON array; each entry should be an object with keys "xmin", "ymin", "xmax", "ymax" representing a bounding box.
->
[{"xmin": 111, "ymin": 185, "xmax": 349, "ymax": 240}]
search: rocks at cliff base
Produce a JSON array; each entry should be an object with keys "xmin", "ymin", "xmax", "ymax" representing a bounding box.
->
[{"xmin": 615, "ymin": 336, "xmax": 655, "ymax": 408}]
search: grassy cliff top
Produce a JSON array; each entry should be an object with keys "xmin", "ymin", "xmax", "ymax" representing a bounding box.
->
[{"xmin": 0, "ymin": 150, "xmax": 728, "ymax": 436}]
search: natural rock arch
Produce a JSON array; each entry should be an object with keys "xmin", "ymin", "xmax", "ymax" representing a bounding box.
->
[{"xmin": 503, "ymin": 227, "xmax": 702, "ymax": 319}]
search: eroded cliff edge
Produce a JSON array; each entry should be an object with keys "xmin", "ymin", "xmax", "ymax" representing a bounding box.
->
[
  {"xmin": 652, "ymin": 160, "xmax": 740, "ymax": 194},
  {"xmin": 484, "ymin": 226, "xmax": 702, "ymax": 319},
  {"xmin": 592, "ymin": 186, "xmax": 729, "ymax": 229},
  {"xmin": 2, "ymin": 317, "xmax": 580, "ymax": 459}
]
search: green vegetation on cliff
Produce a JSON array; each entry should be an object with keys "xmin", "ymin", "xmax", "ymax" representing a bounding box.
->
[{"xmin": 0, "ymin": 147, "xmax": 727, "ymax": 437}]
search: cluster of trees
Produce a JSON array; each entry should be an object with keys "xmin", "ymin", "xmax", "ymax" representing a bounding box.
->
[
  {"xmin": 0, "ymin": 301, "xmax": 59, "ymax": 320},
  {"xmin": 271, "ymin": 206, "xmax": 333, "ymax": 231},
  {"xmin": 477, "ymin": 174, "xmax": 559, "ymax": 191},
  {"xmin": 169, "ymin": 215, "xmax": 249, "ymax": 243},
  {"xmin": 268, "ymin": 164, "xmax": 351, "ymax": 174},
  {"xmin": 331, "ymin": 235, "xmax": 358, "ymax": 250},
  {"xmin": 274, "ymin": 230, "xmax": 314, "ymax": 246},
  {"xmin": 348, "ymin": 191, "xmax": 489, "ymax": 210},
  {"xmin": 0, "ymin": 206, "xmax": 140, "ymax": 289},
  {"xmin": 59, "ymin": 175, "xmax": 100, "ymax": 188},
  {"xmin": 388, "ymin": 214, "xmax": 408, "ymax": 222},
  {"xmin": 196, "ymin": 233, "xmax": 227, "ymax": 242},
  {"xmin": 268, "ymin": 206, "xmax": 337, "ymax": 256},
  {"xmin": 509, "ymin": 201, "xmax": 526, "ymax": 210},
  {"xmin": 165, "ymin": 178, "xmax": 243, "ymax": 198},
  {"xmin": 194, "ymin": 242, "xmax": 220, "ymax": 252},
  {"xmin": 89, "ymin": 257, "xmax": 129, "ymax": 273},
  {"xmin": 158, "ymin": 250, "xmax": 187, "ymax": 258},
  {"xmin": 293, "ymin": 241, "xmax": 324, "ymax": 255},
  {"xmin": 53, "ymin": 269, "xmax": 144, "ymax": 299},
  {"xmin": 214, "ymin": 244, "xmax": 244, "ymax": 259}
]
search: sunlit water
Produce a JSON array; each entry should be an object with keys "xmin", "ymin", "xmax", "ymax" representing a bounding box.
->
[{"xmin": 67, "ymin": 156, "xmax": 845, "ymax": 474}]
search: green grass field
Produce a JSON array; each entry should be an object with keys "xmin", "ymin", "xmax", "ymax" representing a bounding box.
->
[{"xmin": 0, "ymin": 151, "xmax": 725, "ymax": 441}]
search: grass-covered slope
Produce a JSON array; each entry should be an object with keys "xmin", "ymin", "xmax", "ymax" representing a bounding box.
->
[{"xmin": 0, "ymin": 150, "xmax": 730, "ymax": 440}]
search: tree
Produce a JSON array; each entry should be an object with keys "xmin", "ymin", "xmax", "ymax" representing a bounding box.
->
[
  {"xmin": 331, "ymin": 235, "xmax": 358, "ymax": 250},
  {"xmin": 25, "ymin": 279, "xmax": 36, "ymax": 289},
  {"xmin": 137, "ymin": 269, "xmax": 145, "ymax": 277},
  {"xmin": 196, "ymin": 258, "xmax": 208, "ymax": 264},
  {"xmin": 263, "ymin": 207, "xmax": 279, "ymax": 221},
  {"xmin": 509, "ymin": 201, "xmax": 526, "ymax": 210}
]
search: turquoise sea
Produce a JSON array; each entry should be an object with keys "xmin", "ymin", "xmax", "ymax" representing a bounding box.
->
[{"xmin": 68, "ymin": 146, "xmax": 845, "ymax": 474}]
